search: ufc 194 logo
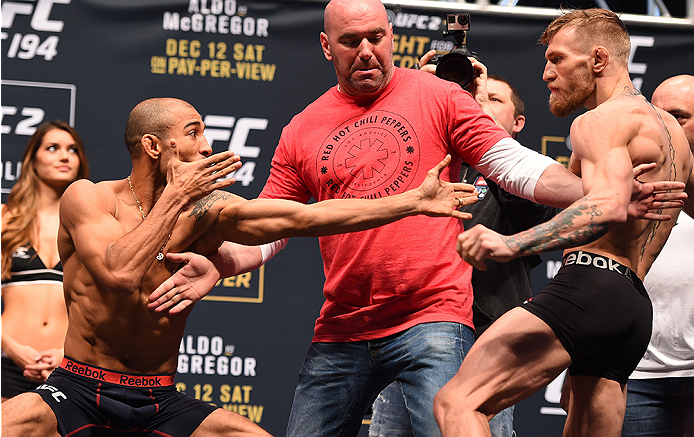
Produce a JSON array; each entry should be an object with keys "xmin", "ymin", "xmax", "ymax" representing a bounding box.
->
[
  {"xmin": 1, "ymin": 0, "xmax": 71, "ymax": 61},
  {"xmin": 203, "ymin": 115, "xmax": 268, "ymax": 187}
]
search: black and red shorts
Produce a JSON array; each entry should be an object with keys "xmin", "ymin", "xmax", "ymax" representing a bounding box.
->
[{"xmin": 32, "ymin": 356, "xmax": 217, "ymax": 436}]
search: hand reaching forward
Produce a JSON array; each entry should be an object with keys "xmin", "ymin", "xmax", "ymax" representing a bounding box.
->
[
  {"xmin": 629, "ymin": 163, "xmax": 686, "ymax": 221},
  {"xmin": 417, "ymin": 155, "xmax": 478, "ymax": 219},
  {"xmin": 167, "ymin": 150, "xmax": 242, "ymax": 205},
  {"xmin": 148, "ymin": 252, "xmax": 220, "ymax": 314}
]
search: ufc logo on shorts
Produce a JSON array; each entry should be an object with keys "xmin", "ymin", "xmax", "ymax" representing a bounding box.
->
[{"xmin": 36, "ymin": 384, "xmax": 67, "ymax": 402}]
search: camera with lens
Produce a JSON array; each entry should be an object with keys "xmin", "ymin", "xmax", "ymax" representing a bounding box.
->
[{"xmin": 428, "ymin": 13, "xmax": 478, "ymax": 88}]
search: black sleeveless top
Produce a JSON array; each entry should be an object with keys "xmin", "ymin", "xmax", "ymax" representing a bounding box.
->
[{"xmin": 3, "ymin": 243, "xmax": 63, "ymax": 287}]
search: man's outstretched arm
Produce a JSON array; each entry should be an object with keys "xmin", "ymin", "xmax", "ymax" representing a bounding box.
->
[
  {"xmin": 212, "ymin": 155, "xmax": 477, "ymax": 246},
  {"xmin": 150, "ymin": 156, "xmax": 476, "ymax": 313},
  {"xmin": 148, "ymin": 239, "xmax": 287, "ymax": 313}
]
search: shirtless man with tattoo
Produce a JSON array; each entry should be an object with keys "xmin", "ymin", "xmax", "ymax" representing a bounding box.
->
[
  {"xmin": 433, "ymin": 9, "xmax": 694, "ymax": 437},
  {"xmin": 0, "ymin": 97, "xmax": 478, "ymax": 437}
]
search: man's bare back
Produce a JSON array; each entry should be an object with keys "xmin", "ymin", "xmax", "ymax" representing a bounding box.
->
[{"xmin": 568, "ymin": 88, "xmax": 691, "ymax": 278}]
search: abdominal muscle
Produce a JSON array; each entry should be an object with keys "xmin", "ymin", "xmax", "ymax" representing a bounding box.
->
[
  {"xmin": 2, "ymin": 282, "xmax": 68, "ymax": 352},
  {"xmin": 62, "ymin": 277, "xmax": 191, "ymax": 375}
]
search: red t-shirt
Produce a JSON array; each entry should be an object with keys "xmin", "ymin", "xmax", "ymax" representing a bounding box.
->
[{"xmin": 261, "ymin": 67, "xmax": 509, "ymax": 342}]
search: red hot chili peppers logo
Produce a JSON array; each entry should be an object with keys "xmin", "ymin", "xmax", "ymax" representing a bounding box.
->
[{"xmin": 317, "ymin": 111, "xmax": 420, "ymax": 199}]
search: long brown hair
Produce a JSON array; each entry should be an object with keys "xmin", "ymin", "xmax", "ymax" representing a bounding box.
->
[{"xmin": 1, "ymin": 121, "xmax": 89, "ymax": 280}]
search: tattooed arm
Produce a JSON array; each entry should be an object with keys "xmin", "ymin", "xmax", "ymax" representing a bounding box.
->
[
  {"xmin": 456, "ymin": 200, "xmax": 611, "ymax": 270},
  {"xmin": 457, "ymin": 107, "xmax": 634, "ymax": 270}
]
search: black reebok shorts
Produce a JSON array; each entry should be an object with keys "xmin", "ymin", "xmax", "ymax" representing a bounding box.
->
[
  {"xmin": 522, "ymin": 251, "xmax": 652, "ymax": 384},
  {"xmin": 32, "ymin": 356, "xmax": 217, "ymax": 436}
]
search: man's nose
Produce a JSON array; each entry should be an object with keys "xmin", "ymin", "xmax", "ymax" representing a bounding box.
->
[
  {"xmin": 200, "ymin": 137, "xmax": 213, "ymax": 157},
  {"xmin": 542, "ymin": 62, "xmax": 554, "ymax": 82},
  {"xmin": 357, "ymin": 39, "xmax": 373, "ymax": 60}
]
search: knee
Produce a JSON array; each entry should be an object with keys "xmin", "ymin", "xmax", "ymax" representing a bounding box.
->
[
  {"xmin": 433, "ymin": 387, "xmax": 450, "ymax": 424},
  {"xmin": 434, "ymin": 384, "xmax": 491, "ymax": 435},
  {"xmin": 434, "ymin": 374, "xmax": 496, "ymax": 418},
  {"xmin": 1, "ymin": 393, "xmax": 55, "ymax": 437},
  {"xmin": 433, "ymin": 382, "xmax": 471, "ymax": 421}
]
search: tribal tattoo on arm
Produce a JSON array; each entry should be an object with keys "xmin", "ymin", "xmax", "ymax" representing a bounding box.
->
[
  {"xmin": 502, "ymin": 200, "xmax": 608, "ymax": 255},
  {"xmin": 188, "ymin": 191, "xmax": 233, "ymax": 221}
]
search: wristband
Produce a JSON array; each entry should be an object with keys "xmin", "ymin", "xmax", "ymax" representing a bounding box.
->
[{"xmin": 259, "ymin": 238, "xmax": 288, "ymax": 264}]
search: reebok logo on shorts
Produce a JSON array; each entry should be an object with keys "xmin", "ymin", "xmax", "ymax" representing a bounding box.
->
[
  {"xmin": 118, "ymin": 375, "xmax": 167, "ymax": 387},
  {"xmin": 64, "ymin": 360, "xmax": 108, "ymax": 381},
  {"xmin": 61, "ymin": 357, "xmax": 175, "ymax": 387},
  {"xmin": 562, "ymin": 251, "xmax": 636, "ymax": 284}
]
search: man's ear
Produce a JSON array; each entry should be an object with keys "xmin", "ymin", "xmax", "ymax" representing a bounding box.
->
[
  {"xmin": 320, "ymin": 32, "xmax": 332, "ymax": 61},
  {"xmin": 141, "ymin": 134, "xmax": 161, "ymax": 159},
  {"xmin": 593, "ymin": 46, "xmax": 609, "ymax": 73},
  {"xmin": 512, "ymin": 114, "xmax": 526, "ymax": 137}
]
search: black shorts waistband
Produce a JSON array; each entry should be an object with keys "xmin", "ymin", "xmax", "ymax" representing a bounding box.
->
[
  {"xmin": 60, "ymin": 357, "xmax": 175, "ymax": 387},
  {"xmin": 561, "ymin": 251, "xmax": 648, "ymax": 298}
]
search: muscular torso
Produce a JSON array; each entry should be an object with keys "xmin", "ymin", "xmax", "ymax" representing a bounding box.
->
[
  {"xmin": 59, "ymin": 182, "xmax": 241, "ymax": 374},
  {"xmin": 571, "ymin": 94, "xmax": 692, "ymax": 279}
]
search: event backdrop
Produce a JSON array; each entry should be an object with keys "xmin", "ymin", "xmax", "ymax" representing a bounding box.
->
[{"xmin": 2, "ymin": 0, "xmax": 693, "ymax": 435}]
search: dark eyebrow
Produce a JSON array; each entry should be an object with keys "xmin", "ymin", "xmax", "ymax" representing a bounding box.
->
[
  {"xmin": 184, "ymin": 121, "xmax": 202, "ymax": 130},
  {"xmin": 667, "ymin": 109, "xmax": 689, "ymax": 117},
  {"xmin": 45, "ymin": 140, "xmax": 75, "ymax": 146}
]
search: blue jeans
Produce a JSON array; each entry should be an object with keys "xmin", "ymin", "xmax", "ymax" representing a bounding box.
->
[
  {"xmin": 369, "ymin": 381, "xmax": 515, "ymax": 437},
  {"xmin": 622, "ymin": 377, "xmax": 694, "ymax": 437},
  {"xmin": 370, "ymin": 382, "xmax": 414, "ymax": 437},
  {"xmin": 286, "ymin": 322, "xmax": 474, "ymax": 437}
]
